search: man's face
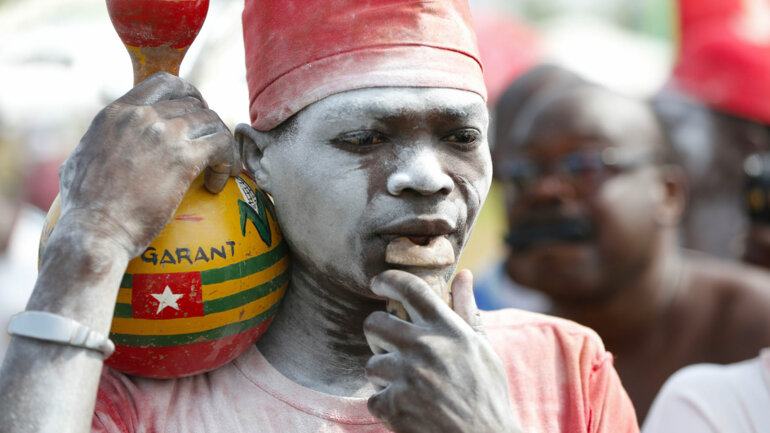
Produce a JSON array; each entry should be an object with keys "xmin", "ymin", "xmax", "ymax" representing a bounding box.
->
[
  {"xmin": 654, "ymin": 87, "xmax": 770, "ymax": 258},
  {"xmin": 497, "ymin": 87, "xmax": 666, "ymax": 301},
  {"xmin": 257, "ymin": 87, "xmax": 491, "ymax": 297}
]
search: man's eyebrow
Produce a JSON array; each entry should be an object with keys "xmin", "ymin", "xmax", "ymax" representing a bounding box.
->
[{"xmin": 324, "ymin": 104, "xmax": 485, "ymax": 122}]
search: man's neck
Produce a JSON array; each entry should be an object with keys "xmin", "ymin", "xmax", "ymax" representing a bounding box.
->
[
  {"xmin": 255, "ymin": 262, "xmax": 383, "ymax": 397},
  {"xmin": 550, "ymin": 239, "xmax": 687, "ymax": 346}
]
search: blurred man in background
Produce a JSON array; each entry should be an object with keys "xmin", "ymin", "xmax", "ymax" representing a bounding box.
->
[
  {"xmin": 493, "ymin": 74, "xmax": 770, "ymax": 420},
  {"xmin": 474, "ymin": 64, "xmax": 584, "ymax": 311}
]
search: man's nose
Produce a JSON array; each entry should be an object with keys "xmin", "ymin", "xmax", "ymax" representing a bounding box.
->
[{"xmin": 387, "ymin": 148, "xmax": 454, "ymax": 196}]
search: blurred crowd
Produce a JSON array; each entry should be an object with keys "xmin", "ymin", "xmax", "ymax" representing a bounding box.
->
[
  {"xmin": 2, "ymin": 0, "xmax": 770, "ymax": 429},
  {"xmin": 473, "ymin": 0, "xmax": 770, "ymax": 429}
]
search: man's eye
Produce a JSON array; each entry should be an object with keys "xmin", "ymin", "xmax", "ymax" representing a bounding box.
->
[
  {"xmin": 335, "ymin": 131, "xmax": 387, "ymax": 147},
  {"xmin": 442, "ymin": 129, "xmax": 480, "ymax": 146}
]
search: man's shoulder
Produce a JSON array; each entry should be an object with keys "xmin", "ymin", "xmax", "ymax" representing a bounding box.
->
[
  {"xmin": 689, "ymin": 253, "xmax": 770, "ymax": 295},
  {"xmin": 687, "ymin": 254, "xmax": 770, "ymax": 324},
  {"xmin": 482, "ymin": 308, "xmax": 602, "ymax": 338},
  {"xmin": 481, "ymin": 308, "xmax": 607, "ymax": 357}
]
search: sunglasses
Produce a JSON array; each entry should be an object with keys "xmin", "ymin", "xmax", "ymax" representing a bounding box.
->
[{"xmin": 499, "ymin": 147, "xmax": 657, "ymax": 194}]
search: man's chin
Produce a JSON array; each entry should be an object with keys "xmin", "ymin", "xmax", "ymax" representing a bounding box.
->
[{"xmin": 508, "ymin": 243, "xmax": 601, "ymax": 293}]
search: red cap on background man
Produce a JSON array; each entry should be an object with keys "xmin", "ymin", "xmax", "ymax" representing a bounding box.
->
[
  {"xmin": 673, "ymin": 0, "xmax": 770, "ymax": 125},
  {"xmin": 242, "ymin": 0, "xmax": 487, "ymax": 131}
]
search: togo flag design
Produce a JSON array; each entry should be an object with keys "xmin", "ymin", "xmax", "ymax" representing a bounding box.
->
[{"xmin": 110, "ymin": 242, "xmax": 289, "ymax": 348}]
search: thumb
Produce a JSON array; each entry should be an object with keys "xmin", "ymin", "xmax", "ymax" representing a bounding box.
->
[{"xmin": 452, "ymin": 269, "xmax": 485, "ymax": 335}]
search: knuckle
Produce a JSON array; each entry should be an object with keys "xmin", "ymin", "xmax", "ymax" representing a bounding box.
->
[
  {"xmin": 147, "ymin": 120, "xmax": 167, "ymax": 137},
  {"xmin": 182, "ymin": 96, "xmax": 204, "ymax": 110},
  {"xmin": 364, "ymin": 356, "xmax": 379, "ymax": 375},
  {"xmin": 201, "ymin": 107, "xmax": 218, "ymax": 119},
  {"xmin": 202, "ymin": 108, "xmax": 227, "ymax": 129},
  {"xmin": 363, "ymin": 311, "xmax": 387, "ymax": 333},
  {"xmin": 208, "ymin": 162, "xmax": 232, "ymax": 175},
  {"xmin": 112, "ymin": 104, "xmax": 146, "ymax": 128},
  {"xmin": 58, "ymin": 158, "xmax": 71, "ymax": 176},
  {"xmin": 58, "ymin": 159, "xmax": 74, "ymax": 187},
  {"xmin": 139, "ymin": 119, "xmax": 169, "ymax": 146},
  {"xmin": 92, "ymin": 106, "xmax": 111, "ymax": 125},
  {"xmin": 367, "ymin": 389, "xmax": 399, "ymax": 421},
  {"xmin": 472, "ymin": 312, "xmax": 487, "ymax": 334},
  {"xmin": 402, "ymin": 276, "xmax": 430, "ymax": 300},
  {"xmin": 150, "ymin": 71, "xmax": 176, "ymax": 83},
  {"xmin": 367, "ymin": 394, "xmax": 384, "ymax": 417}
]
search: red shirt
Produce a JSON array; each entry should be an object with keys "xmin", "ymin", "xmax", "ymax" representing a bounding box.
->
[{"xmin": 93, "ymin": 309, "xmax": 639, "ymax": 432}]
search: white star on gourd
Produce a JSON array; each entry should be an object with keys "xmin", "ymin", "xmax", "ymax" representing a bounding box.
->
[{"xmin": 151, "ymin": 285, "xmax": 184, "ymax": 314}]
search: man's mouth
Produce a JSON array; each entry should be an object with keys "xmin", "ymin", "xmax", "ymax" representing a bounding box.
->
[
  {"xmin": 405, "ymin": 236, "xmax": 430, "ymax": 246},
  {"xmin": 505, "ymin": 216, "xmax": 595, "ymax": 252},
  {"xmin": 385, "ymin": 235, "xmax": 455, "ymax": 268},
  {"xmin": 374, "ymin": 217, "xmax": 459, "ymax": 269}
]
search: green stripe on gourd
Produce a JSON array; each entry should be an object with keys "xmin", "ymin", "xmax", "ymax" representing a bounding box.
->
[
  {"xmin": 109, "ymin": 303, "xmax": 280, "ymax": 347},
  {"xmin": 200, "ymin": 241, "xmax": 287, "ymax": 284},
  {"xmin": 203, "ymin": 268, "xmax": 289, "ymax": 315},
  {"xmin": 113, "ymin": 303, "xmax": 133, "ymax": 319},
  {"xmin": 120, "ymin": 274, "xmax": 133, "ymax": 289}
]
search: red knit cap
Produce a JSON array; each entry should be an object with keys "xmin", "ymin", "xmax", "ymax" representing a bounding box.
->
[
  {"xmin": 242, "ymin": 0, "xmax": 486, "ymax": 131},
  {"xmin": 674, "ymin": 0, "xmax": 770, "ymax": 124}
]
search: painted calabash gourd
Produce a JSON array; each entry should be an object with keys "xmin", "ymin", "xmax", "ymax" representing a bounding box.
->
[
  {"xmin": 37, "ymin": 0, "xmax": 289, "ymax": 378},
  {"xmin": 40, "ymin": 175, "xmax": 289, "ymax": 378}
]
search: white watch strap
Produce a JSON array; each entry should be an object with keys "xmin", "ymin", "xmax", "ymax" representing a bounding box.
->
[{"xmin": 7, "ymin": 311, "xmax": 115, "ymax": 358}]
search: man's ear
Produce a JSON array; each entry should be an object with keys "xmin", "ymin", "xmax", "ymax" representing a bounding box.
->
[
  {"xmin": 653, "ymin": 165, "xmax": 688, "ymax": 227},
  {"xmin": 235, "ymin": 123, "xmax": 273, "ymax": 191}
]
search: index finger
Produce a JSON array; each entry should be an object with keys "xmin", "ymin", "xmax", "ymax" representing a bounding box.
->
[{"xmin": 117, "ymin": 72, "xmax": 206, "ymax": 107}]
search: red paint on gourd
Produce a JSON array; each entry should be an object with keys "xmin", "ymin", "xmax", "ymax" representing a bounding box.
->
[
  {"xmin": 106, "ymin": 0, "xmax": 209, "ymax": 49},
  {"xmin": 107, "ymin": 319, "xmax": 273, "ymax": 378}
]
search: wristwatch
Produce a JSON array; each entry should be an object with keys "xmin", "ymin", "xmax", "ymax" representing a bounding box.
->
[{"xmin": 7, "ymin": 311, "xmax": 115, "ymax": 358}]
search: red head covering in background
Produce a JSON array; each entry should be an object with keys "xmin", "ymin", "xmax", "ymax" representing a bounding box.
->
[
  {"xmin": 673, "ymin": 0, "xmax": 770, "ymax": 124},
  {"xmin": 472, "ymin": 10, "xmax": 541, "ymax": 107},
  {"xmin": 243, "ymin": 0, "xmax": 486, "ymax": 131},
  {"xmin": 677, "ymin": 0, "xmax": 742, "ymax": 42}
]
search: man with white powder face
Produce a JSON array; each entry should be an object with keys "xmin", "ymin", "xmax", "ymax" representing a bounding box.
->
[{"xmin": 0, "ymin": 1, "xmax": 639, "ymax": 432}]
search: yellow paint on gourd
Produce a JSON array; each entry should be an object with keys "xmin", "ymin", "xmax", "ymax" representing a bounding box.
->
[{"xmin": 110, "ymin": 284, "xmax": 286, "ymax": 335}]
